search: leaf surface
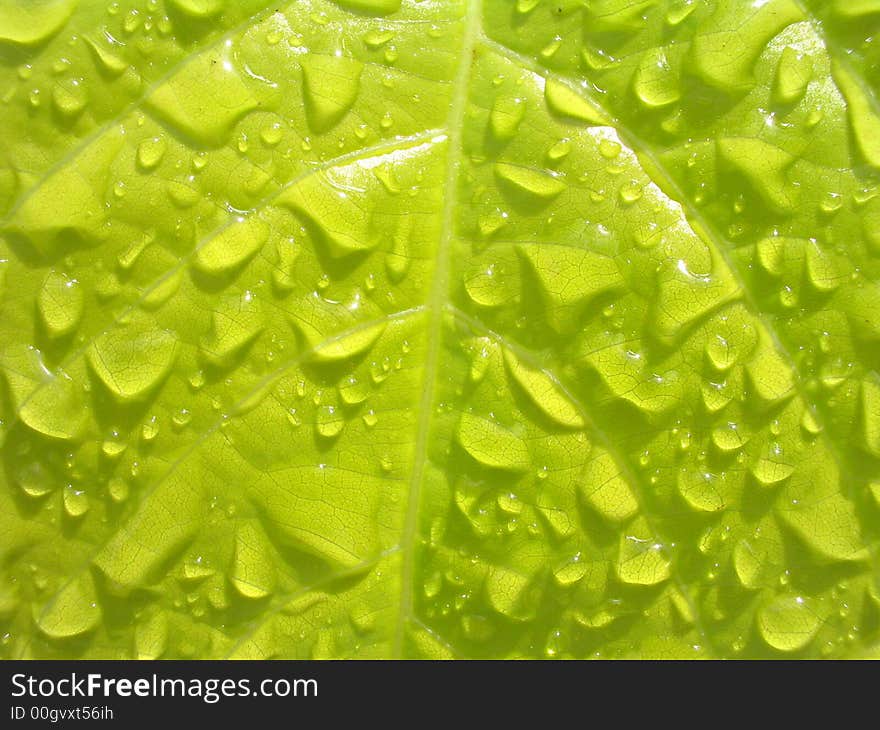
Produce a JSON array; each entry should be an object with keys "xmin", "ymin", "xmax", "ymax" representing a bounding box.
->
[{"xmin": 1, "ymin": 0, "xmax": 879, "ymax": 659}]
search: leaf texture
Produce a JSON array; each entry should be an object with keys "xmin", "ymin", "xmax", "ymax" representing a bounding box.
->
[{"xmin": 0, "ymin": 0, "xmax": 879, "ymax": 659}]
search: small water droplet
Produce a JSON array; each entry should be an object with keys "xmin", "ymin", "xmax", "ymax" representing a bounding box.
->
[
  {"xmin": 619, "ymin": 181, "xmax": 643, "ymax": 204},
  {"xmin": 108, "ymin": 477, "xmax": 129, "ymax": 503},
  {"xmin": 260, "ymin": 121, "xmax": 283, "ymax": 146},
  {"xmin": 172, "ymin": 409, "xmax": 192, "ymax": 430}
]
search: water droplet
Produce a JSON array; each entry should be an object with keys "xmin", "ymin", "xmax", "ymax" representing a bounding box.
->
[
  {"xmin": 108, "ymin": 477, "xmax": 129, "ymax": 503},
  {"xmin": 758, "ymin": 595, "xmax": 821, "ymax": 652},
  {"xmin": 338, "ymin": 375, "xmax": 369, "ymax": 405},
  {"xmin": 544, "ymin": 78, "xmax": 605, "ymax": 124},
  {"xmin": 490, "ymin": 96, "xmax": 526, "ymax": 141},
  {"xmin": 581, "ymin": 42, "xmax": 618, "ymax": 68},
  {"xmin": 35, "ymin": 572, "xmax": 101, "ymax": 639},
  {"xmin": 831, "ymin": 58, "xmax": 880, "ymax": 169},
  {"xmin": 619, "ymin": 181, "xmax": 643, "ymax": 204},
  {"xmin": 540, "ymin": 36, "xmax": 562, "ymax": 59},
  {"xmin": 503, "ymin": 348, "xmax": 584, "ymax": 428},
  {"xmin": 145, "ymin": 46, "xmax": 257, "ymax": 146},
  {"xmin": 516, "ymin": 0, "xmax": 540, "ymax": 14},
  {"xmin": 101, "ymin": 430, "xmax": 127, "ymax": 458},
  {"xmin": 301, "ymin": 54, "xmax": 363, "ymax": 133},
  {"xmin": 494, "ymin": 162, "xmax": 565, "ymax": 201},
  {"xmin": 546, "ymin": 138, "xmax": 571, "ymax": 163},
  {"xmin": 633, "ymin": 48, "xmax": 681, "ymax": 108},
  {"xmin": 751, "ymin": 444, "xmax": 794, "ymax": 486},
  {"xmin": 617, "ymin": 524, "xmax": 670, "ymax": 586},
  {"xmin": 230, "ymin": 520, "xmax": 276, "ymax": 599},
  {"xmin": 705, "ymin": 334, "xmax": 736, "ymax": 371},
  {"xmin": 477, "ymin": 208, "xmax": 508, "ymax": 238},
  {"xmin": 316, "ymin": 405, "xmax": 344, "ymax": 438},
  {"xmin": 37, "ymin": 271, "xmax": 83, "ymax": 338},
  {"xmin": 711, "ymin": 422, "xmax": 747, "ymax": 452},
  {"xmin": 666, "ymin": 0, "xmax": 697, "ymax": 25},
  {"xmin": 172, "ymin": 408, "xmax": 192, "ymax": 430},
  {"xmin": 63, "ymin": 485, "xmax": 89, "ymax": 517},
  {"xmin": 455, "ymin": 412, "xmax": 530, "ymax": 472},
  {"xmin": 384, "ymin": 227, "xmax": 411, "ymax": 282},
  {"xmin": 141, "ymin": 416, "xmax": 159, "ymax": 442},
  {"xmin": 260, "ymin": 121, "xmax": 283, "ymax": 146},
  {"xmin": 310, "ymin": 321, "xmax": 386, "ymax": 363},
  {"xmin": 15, "ymin": 460, "xmax": 53, "ymax": 498},
  {"xmin": 167, "ymin": 0, "xmax": 225, "ymax": 20},
  {"xmin": 364, "ymin": 29, "xmax": 394, "ymax": 49},
  {"xmin": 800, "ymin": 408, "xmax": 822, "ymax": 436},
  {"xmin": 52, "ymin": 81, "xmax": 86, "ymax": 118},
  {"xmin": 136, "ymin": 136, "xmax": 166, "ymax": 170},
  {"xmin": 779, "ymin": 285, "xmax": 798, "ymax": 308},
  {"xmin": 773, "ymin": 46, "xmax": 812, "ymax": 105},
  {"xmin": 598, "ymin": 138, "xmax": 621, "ymax": 159},
  {"xmin": 334, "ymin": 0, "xmax": 401, "ymax": 14},
  {"xmin": 89, "ymin": 320, "xmax": 177, "ymax": 401},
  {"xmin": 0, "ymin": 0, "xmax": 77, "ymax": 46}
]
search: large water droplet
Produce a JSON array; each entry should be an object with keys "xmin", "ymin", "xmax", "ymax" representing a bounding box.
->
[
  {"xmin": 167, "ymin": 0, "xmax": 225, "ymax": 17},
  {"xmin": 37, "ymin": 271, "xmax": 83, "ymax": 338},
  {"xmin": 338, "ymin": 375, "xmax": 369, "ymax": 405},
  {"xmin": 316, "ymin": 404, "xmax": 344, "ymax": 438},
  {"xmin": 193, "ymin": 216, "xmax": 269, "ymax": 277},
  {"xmin": 773, "ymin": 46, "xmax": 812, "ymax": 105},
  {"xmin": 544, "ymin": 78, "xmax": 605, "ymax": 124},
  {"xmin": 490, "ymin": 96, "xmax": 526, "ymax": 141},
  {"xmin": 301, "ymin": 54, "xmax": 363, "ymax": 133},
  {"xmin": 35, "ymin": 572, "xmax": 101, "ymax": 639},
  {"xmin": 137, "ymin": 136, "xmax": 166, "ymax": 171},
  {"xmin": 0, "ymin": 0, "xmax": 77, "ymax": 46},
  {"xmin": 494, "ymin": 162, "xmax": 565, "ymax": 202},
  {"xmin": 633, "ymin": 48, "xmax": 681, "ymax": 108},
  {"xmin": 758, "ymin": 594, "xmax": 821, "ymax": 652},
  {"xmin": 88, "ymin": 320, "xmax": 177, "ymax": 401},
  {"xmin": 455, "ymin": 412, "xmax": 530, "ymax": 472},
  {"xmin": 230, "ymin": 520, "xmax": 276, "ymax": 599},
  {"xmin": 145, "ymin": 47, "xmax": 257, "ymax": 147},
  {"xmin": 63, "ymin": 484, "xmax": 90, "ymax": 517}
]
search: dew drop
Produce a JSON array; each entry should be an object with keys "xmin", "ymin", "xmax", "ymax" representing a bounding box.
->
[
  {"xmin": 141, "ymin": 416, "xmax": 159, "ymax": 442},
  {"xmin": 137, "ymin": 136, "xmax": 166, "ymax": 170},
  {"xmin": 63, "ymin": 485, "xmax": 89, "ymax": 518},
  {"xmin": 108, "ymin": 477, "xmax": 129, "ymax": 503},
  {"xmin": 260, "ymin": 121, "xmax": 283, "ymax": 146},
  {"xmin": 539, "ymin": 142, "xmax": 569, "ymax": 170},
  {"xmin": 37, "ymin": 272, "xmax": 83, "ymax": 338},
  {"xmin": 619, "ymin": 181, "xmax": 643, "ymax": 204},
  {"xmin": 338, "ymin": 375, "xmax": 369, "ymax": 405},
  {"xmin": 316, "ymin": 405, "xmax": 344, "ymax": 438}
]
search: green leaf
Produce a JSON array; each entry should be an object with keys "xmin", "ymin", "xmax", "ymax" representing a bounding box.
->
[{"xmin": 0, "ymin": 0, "xmax": 879, "ymax": 659}]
